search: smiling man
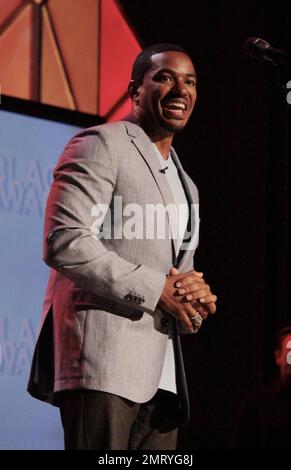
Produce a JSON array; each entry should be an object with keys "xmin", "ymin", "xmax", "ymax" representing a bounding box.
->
[
  {"xmin": 128, "ymin": 47, "xmax": 197, "ymax": 139},
  {"xmin": 28, "ymin": 43, "xmax": 217, "ymax": 450}
]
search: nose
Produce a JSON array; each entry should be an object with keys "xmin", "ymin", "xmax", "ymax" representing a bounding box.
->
[{"xmin": 172, "ymin": 77, "xmax": 188, "ymax": 95}]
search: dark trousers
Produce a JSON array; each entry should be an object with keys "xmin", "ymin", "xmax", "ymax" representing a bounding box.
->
[{"xmin": 59, "ymin": 389, "xmax": 178, "ymax": 450}]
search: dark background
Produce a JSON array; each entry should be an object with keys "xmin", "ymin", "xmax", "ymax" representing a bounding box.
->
[{"xmin": 119, "ymin": 0, "xmax": 290, "ymax": 449}]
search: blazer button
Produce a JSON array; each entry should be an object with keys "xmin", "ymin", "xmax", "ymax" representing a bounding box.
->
[
  {"xmin": 125, "ymin": 293, "xmax": 133, "ymax": 302},
  {"xmin": 161, "ymin": 317, "xmax": 169, "ymax": 327}
]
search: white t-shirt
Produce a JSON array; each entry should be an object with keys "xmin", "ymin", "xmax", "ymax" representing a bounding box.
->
[{"xmin": 152, "ymin": 143, "xmax": 189, "ymax": 394}]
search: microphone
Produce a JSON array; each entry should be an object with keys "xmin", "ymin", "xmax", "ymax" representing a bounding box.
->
[
  {"xmin": 159, "ymin": 166, "xmax": 168, "ymax": 174},
  {"xmin": 244, "ymin": 37, "xmax": 291, "ymax": 70}
]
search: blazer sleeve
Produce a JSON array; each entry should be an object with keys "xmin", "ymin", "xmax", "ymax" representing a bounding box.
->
[{"xmin": 43, "ymin": 128, "xmax": 166, "ymax": 314}]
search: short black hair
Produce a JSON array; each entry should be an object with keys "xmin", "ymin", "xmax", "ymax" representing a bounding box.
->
[
  {"xmin": 131, "ymin": 43, "xmax": 191, "ymax": 85},
  {"xmin": 274, "ymin": 326, "xmax": 291, "ymax": 350}
]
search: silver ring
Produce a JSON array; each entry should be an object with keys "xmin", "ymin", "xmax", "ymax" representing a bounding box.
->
[{"xmin": 189, "ymin": 312, "xmax": 203, "ymax": 329}]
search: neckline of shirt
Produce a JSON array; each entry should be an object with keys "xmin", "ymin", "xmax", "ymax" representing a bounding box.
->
[{"xmin": 152, "ymin": 143, "xmax": 175, "ymax": 169}]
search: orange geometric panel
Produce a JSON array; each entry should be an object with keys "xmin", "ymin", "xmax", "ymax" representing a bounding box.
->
[
  {"xmin": 0, "ymin": 0, "xmax": 140, "ymax": 120},
  {"xmin": 99, "ymin": 0, "xmax": 141, "ymax": 117},
  {"xmin": 41, "ymin": 6, "xmax": 75, "ymax": 109},
  {"xmin": 0, "ymin": 0, "xmax": 22, "ymax": 25},
  {"xmin": 47, "ymin": 0, "xmax": 99, "ymax": 114},
  {"xmin": 0, "ymin": 4, "xmax": 33, "ymax": 100}
]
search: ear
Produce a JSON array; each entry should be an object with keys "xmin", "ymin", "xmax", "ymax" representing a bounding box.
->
[{"xmin": 128, "ymin": 80, "xmax": 139, "ymax": 100}]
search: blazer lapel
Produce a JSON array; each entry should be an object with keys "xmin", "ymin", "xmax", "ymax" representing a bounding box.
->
[
  {"xmin": 170, "ymin": 148, "xmax": 199, "ymax": 268},
  {"xmin": 123, "ymin": 120, "xmax": 179, "ymax": 258}
]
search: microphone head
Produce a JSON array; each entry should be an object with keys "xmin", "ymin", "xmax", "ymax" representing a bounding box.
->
[
  {"xmin": 159, "ymin": 166, "xmax": 168, "ymax": 174},
  {"xmin": 244, "ymin": 37, "xmax": 270, "ymax": 59}
]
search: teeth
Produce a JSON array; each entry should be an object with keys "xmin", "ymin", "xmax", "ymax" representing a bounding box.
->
[{"xmin": 165, "ymin": 102, "xmax": 186, "ymax": 110}]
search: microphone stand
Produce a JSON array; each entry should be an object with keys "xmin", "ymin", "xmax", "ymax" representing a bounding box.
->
[{"xmin": 263, "ymin": 59, "xmax": 291, "ymax": 379}]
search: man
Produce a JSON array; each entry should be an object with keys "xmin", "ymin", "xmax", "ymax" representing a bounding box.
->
[
  {"xmin": 275, "ymin": 326, "xmax": 291, "ymax": 388},
  {"xmin": 28, "ymin": 43, "xmax": 217, "ymax": 450},
  {"xmin": 233, "ymin": 326, "xmax": 291, "ymax": 449}
]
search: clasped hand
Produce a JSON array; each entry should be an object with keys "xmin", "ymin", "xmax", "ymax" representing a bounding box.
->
[{"xmin": 158, "ymin": 266, "xmax": 217, "ymax": 333}]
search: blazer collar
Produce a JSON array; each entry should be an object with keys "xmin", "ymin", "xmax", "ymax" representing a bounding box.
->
[
  {"xmin": 122, "ymin": 120, "xmax": 196, "ymax": 263},
  {"xmin": 123, "ymin": 120, "xmax": 179, "ymax": 257}
]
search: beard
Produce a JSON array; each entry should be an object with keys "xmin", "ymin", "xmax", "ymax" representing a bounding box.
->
[{"xmin": 158, "ymin": 115, "xmax": 187, "ymax": 134}]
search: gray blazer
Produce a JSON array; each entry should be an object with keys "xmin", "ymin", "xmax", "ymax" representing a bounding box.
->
[{"xmin": 28, "ymin": 121, "xmax": 199, "ymax": 413}]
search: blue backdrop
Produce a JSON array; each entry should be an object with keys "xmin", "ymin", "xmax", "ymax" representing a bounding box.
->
[{"xmin": 0, "ymin": 109, "xmax": 81, "ymax": 449}]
